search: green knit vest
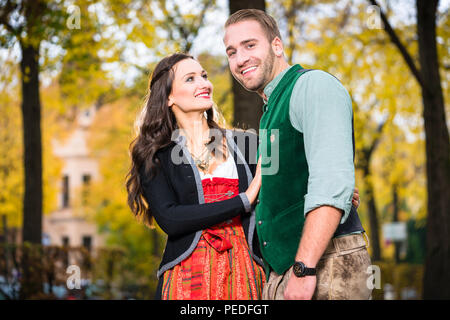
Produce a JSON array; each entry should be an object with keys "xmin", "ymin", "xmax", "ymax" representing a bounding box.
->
[{"xmin": 256, "ymin": 64, "xmax": 310, "ymax": 276}]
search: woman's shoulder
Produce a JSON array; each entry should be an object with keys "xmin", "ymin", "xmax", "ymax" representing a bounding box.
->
[
  {"xmin": 139, "ymin": 141, "xmax": 176, "ymax": 179},
  {"xmin": 156, "ymin": 141, "xmax": 177, "ymax": 156}
]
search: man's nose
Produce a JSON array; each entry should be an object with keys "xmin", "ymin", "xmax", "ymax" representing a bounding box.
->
[{"xmin": 236, "ymin": 50, "xmax": 250, "ymax": 68}]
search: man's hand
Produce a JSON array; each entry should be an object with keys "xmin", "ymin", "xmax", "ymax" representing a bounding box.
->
[
  {"xmin": 283, "ymin": 271, "xmax": 317, "ymax": 300},
  {"xmin": 352, "ymin": 187, "xmax": 360, "ymax": 208},
  {"xmin": 285, "ymin": 206, "xmax": 340, "ymax": 300}
]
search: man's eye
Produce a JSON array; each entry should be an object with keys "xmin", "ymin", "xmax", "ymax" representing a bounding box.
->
[
  {"xmin": 228, "ymin": 51, "xmax": 235, "ymax": 57},
  {"xmin": 186, "ymin": 76, "xmax": 194, "ymax": 82},
  {"xmin": 202, "ymin": 73, "xmax": 208, "ymax": 79},
  {"xmin": 247, "ymin": 43, "xmax": 255, "ymax": 48}
]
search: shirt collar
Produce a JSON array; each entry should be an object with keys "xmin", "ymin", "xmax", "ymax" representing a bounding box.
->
[{"xmin": 262, "ymin": 65, "xmax": 294, "ymax": 104}]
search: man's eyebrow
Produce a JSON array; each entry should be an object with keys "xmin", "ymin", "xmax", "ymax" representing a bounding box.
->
[
  {"xmin": 226, "ymin": 38, "xmax": 258, "ymax": 52},
  {"xmin": 225, "ymin": 45, "xmax": 235, "ymax": 52},
  {"xmin": 241, "ymin": 38, "xmax": 258, "ymax": 45}
]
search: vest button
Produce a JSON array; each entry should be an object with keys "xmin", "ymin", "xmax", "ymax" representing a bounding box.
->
[
  {"xmin": 256, "ymin": 199, "xmax": 260, "ymax": 204},
  {"xmin": 258, "ymin": 220, "xmax": 262, "ymax": 225},
  {"xmin": 263, "ymin": 241, "xmax": 267, "ymax": 247}
]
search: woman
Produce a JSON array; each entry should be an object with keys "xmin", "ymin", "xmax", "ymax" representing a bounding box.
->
[{"xmin": 126, "ymin": 53, "xmax": 265, "ymax": 300}]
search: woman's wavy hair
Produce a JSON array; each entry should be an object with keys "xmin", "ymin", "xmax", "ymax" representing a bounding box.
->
[{"xmin": 126, "ymin": 53, "xmax": 226, "ymax": 225}]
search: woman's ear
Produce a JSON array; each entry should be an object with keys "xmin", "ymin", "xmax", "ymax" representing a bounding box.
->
[{"xmin": 167, "ymin": 95, "xmax": 174, "ymax": 107}]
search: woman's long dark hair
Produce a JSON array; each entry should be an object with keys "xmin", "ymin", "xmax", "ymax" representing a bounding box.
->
[{"xmin": 126, "ymin": 53, "xmax": 226, "ymax": 225}]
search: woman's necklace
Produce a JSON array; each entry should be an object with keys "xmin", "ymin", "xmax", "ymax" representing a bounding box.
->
[
  {"xmin": 187, "ymin": 135, "xmax": 213, "ymax": 172},
  {"xmin": 192, "ymin": 147, "xmax": 212, "ymax": 172}
]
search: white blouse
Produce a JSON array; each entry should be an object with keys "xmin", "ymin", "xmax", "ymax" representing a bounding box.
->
[{"xmin": 199, "ymin": 150, "xmax": 238, "ymax": 180}]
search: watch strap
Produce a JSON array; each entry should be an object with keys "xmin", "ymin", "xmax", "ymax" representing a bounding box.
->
[
  {"xmin": 293, "ymin": 261, "xmax": 317, "ymax": 277},
  {"xmin": 304, "ymin": 267, "xmax": 316, "ymax": 276}
]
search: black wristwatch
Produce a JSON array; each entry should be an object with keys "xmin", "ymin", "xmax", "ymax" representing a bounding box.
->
[{"xmin": 292, "ymin": 261, "xmax": 316, "ymax": 277}]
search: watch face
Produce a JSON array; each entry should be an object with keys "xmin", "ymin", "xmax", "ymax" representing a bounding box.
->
[{"xmin": 293, "ymin": 262, "xmax": 305, "ymax": 277}]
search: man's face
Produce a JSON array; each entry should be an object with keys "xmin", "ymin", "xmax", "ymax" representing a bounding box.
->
[{"xmin": 224, "ymin": 20, "xmax": 275, "ymax": 93}]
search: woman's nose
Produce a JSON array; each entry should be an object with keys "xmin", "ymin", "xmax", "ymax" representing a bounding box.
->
[{"xmin": 198, "ymin": 77, "xmax": 212, "ymax": 90}]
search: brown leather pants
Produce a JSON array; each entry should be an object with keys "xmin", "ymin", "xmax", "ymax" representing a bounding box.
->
[{"xmin": 262, "ymin": 233, "xmax": 373, "ymax": 300}]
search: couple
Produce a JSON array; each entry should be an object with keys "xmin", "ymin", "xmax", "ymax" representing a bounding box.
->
[{"xmin": 126, "ymin": 9, "xmax": 372, "ymax": 300}]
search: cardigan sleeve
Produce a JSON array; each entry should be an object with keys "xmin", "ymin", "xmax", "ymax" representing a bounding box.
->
[{"xmin": 139, "ymin": 158, "xmax": 249, "ymax": 238}]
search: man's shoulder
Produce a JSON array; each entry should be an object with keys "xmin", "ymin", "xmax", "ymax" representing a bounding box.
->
[
  {"xmin": 295, "ymin": 69, "xmax": 342, "ymax": 87},
  {"xmin": 288, "ymin": 69, "xmax": 352, "ymax": 129},
  {"xmin": 291, "ymin": 69, "xmax": 350, "ymax": 102}
]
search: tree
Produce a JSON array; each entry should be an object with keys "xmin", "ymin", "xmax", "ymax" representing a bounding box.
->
[
  {"xmin": 228, "ymin": 0, "xmax": 265, "ymax": 131},
  {"xmin": 0, "ymin": 0, "xmax": 119, "ymax": 298},
  {"xmin": 0, "ymin": 1, "xmax": 59, "ymax": 245},
  {"xmin": 369, "ymin": 0, "xmax": 450, "ymax": 299}
]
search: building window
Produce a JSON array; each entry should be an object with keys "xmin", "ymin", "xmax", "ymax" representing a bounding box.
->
[
  {"xmin": 82, "ymin": 174, "xmax": 91, "ymax": 205},
  {"xmin": 82, "ymin": 174, "xmax": 91, "ymax": 185},
  {"xmin": 62, "ymin": 175, "xmax": 69, "ymax": 208},
  {"xmin": 82, "ymin": 235, "xmax": 92, "ymax": 252},
  {"xmin": 62, "ymin": 236, "xmax": 70, "ymax": 247}
]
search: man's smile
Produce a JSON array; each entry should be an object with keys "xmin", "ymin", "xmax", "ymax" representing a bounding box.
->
[{"xmin": 241, "ymin": 66, "xmax": 257, "ymax": 76}]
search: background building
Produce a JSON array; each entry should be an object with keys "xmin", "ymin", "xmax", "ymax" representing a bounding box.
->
[{"xmin": 43, "ymin": 106, "xmax": 104, "ymax": 253}]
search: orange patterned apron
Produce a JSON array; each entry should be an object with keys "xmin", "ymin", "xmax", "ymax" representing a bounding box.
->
[{"xmin": 161, "ymin": 177, "xmax": 265, "ymax": 300}]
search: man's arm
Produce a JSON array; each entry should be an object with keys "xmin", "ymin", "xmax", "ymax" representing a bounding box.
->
[
  {"xmin": 284, "ymin": 206, "xmax": 341, "ymax": 299},
  {"xmin": 295, "ymin": 206, "xmax": 342, "ymax": 267},
  {"xmin": 284, "ymin": 70, "xmax": 355, "ymax": 299}
]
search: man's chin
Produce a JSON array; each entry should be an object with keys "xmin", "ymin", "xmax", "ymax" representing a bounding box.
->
[{"xmin": 237, "ymin": 78, "xmax": 263, "ymax": 92}]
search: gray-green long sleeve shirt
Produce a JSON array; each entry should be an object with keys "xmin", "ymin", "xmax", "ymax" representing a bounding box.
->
[{"xmin": 263, "ymin": 66, "xmax": 355, "ymax": 223}]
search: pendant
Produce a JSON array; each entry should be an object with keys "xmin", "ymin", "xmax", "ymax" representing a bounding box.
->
[{"xmin": 195, "ymin": 159, "xmax": 208, "ymax": 171}]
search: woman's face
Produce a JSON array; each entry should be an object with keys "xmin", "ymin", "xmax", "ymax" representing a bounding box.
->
[{"xmin": 168, "ymin": 58, "xmax": 213, "ymax": 113}]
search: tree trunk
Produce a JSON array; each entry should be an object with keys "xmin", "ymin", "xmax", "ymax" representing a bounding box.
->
[
  {"xmin": 392, "ymin": 185, "xmax": 400, "ymax": 263},
  {"xmin": 228, "ymin": 0, "xmax": 265, "ymax": 131},
  {"xmin": 417, "ymin": 0, "xmax": 450, "ymax": 300},
  {"xmin": 364, "ymin": 169, "xmax": 382, "ymax": 261},
  {"xmin": 19, "ymin": 41, "xmax": 43, "ymax": 245},
  {"xmin": 357, "ymin": 120, "xmax": 385, "ymax": 262},
  {"xmin": 19, "ymin": 41, "xmax": 44, "ymax": 299}
]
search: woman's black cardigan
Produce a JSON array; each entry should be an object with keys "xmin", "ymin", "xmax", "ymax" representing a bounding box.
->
[{"xmin": 139, "ymin": 129, "xmax": 263, "ymax": 284}]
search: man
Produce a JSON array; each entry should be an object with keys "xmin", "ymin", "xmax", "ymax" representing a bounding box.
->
[{"xmin": 223, "ymin": 9, "xmax": 372, "ymax": 300}]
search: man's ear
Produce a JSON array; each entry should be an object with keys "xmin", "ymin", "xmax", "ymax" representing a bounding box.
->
[{"xmin": 271, "ymin": 37, "xmax": 284, "ymax": 57}]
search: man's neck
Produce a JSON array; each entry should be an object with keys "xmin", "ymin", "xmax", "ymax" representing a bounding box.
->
[{"xmin": 257, "ymin": 59, "xmax": 291, "ymax": 100}]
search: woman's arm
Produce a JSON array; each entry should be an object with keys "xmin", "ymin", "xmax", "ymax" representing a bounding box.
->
[{"xmin": 140, "ymin": 162, "xmax": 250, "ymax": 238}]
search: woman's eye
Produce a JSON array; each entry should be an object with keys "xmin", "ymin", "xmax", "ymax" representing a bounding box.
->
[
  {"xmin": 202, "ymin": 73, "xmax": 208, "ymax": 79},
  {"xmin": 186, "ymin": 76, "xmax": 194, "ymax": 82}
]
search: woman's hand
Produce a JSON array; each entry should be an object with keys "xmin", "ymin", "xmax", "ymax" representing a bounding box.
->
[
  {"xmin": 245, "ymin": 156, "xmax": 262, "ymax": 204},
  {"xmin": 352, "ymin": 187, "xmax": 360, "ymax": 208}
]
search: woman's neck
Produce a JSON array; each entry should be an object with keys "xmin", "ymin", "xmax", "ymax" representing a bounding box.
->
[{"xmin": 177, "ymin": 112, "xmax": 210, "ymax": 150}]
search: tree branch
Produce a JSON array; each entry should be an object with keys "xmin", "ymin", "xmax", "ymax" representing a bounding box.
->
[
  {"xmin": 367, "ymin": 120, "xmax": 386, "ymax": 157},
  {"xmin": 0, "ymin": 0, "xmax": 19, "ymax": 36},
  {"xmin": 368, "ymin": 0, "xmax": 425, "ymax": 89}
]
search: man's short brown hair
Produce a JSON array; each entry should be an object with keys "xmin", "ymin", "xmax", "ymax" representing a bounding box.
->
[{"xmin": 225, "ymin": 9, "xmax": 282, "ymax": 43}]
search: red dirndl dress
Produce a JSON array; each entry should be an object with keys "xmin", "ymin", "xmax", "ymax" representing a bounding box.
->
[{"xmin": 161, "ymin": 157, "xmax": 265, "ymax": 300}]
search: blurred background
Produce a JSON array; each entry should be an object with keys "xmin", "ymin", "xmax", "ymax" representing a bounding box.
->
[{"xmin": 0, "ymin": 0, "xmax": 448, "ymax": 300}]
